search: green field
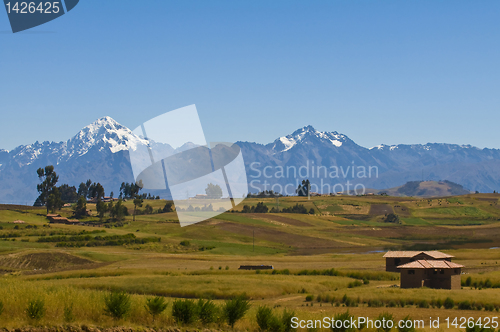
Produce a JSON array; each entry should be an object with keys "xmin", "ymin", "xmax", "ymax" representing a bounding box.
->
[{"xmin": 1, "ymin": 193, "xmax": 500, "ymax": 330}]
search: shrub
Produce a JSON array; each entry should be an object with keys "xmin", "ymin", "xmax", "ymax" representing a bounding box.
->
[
  {"xmin": 435, "ymin": 299, "xmax": 442, "ymax": 308},
  {"xmin": 268, "ymin": 314, "xmax": 284, "ymax": 332},
  {"xmin": 223, "ymin": 295, "xmax": 251, "ymax": 328},
  {"xmin": 145, "ymin": 296, "xmax": 168, "ymax": 321},
  {"xmin": 180, "ymin": 240, "xmax": 190, "ymax": 246},
  {"xmin": 368, "ymin": 299, "xmax": 384, "ymax": 307},
  {"xmin": 417, "ymin": 300, "xmax": 429, "ymax": 308},
  {"xmin": 485, "ymin": 279, "xmax": 493, "ymax": 288},
  {"xmin": 458, "ymin": 300, "xmax": 472, "ymax": 310},
  {"xmin": 331, "ymin": 311, "xmax": 356, "ymax": 332},
  {"xmin": 444, "ymin": 297, "xmax": 455, "ymax": 309},
  {"xmin": 197, "ymin": 299, "xmax": 218, "ymax": 324},
  {"xmin": 384, "ymin": 213, "xmax": 400, "ymax": 224},
  {"xmin": 104, "ymin": 291, "xmax": 131, "ymax": 320},
  {"xmin": 485, "ymin": 304, "xmax": 495, "ymax": 311},
  {"xmin": 26, "ymin": 298, "xmax": 45, "ymax": 321},
  {"xmin": 63, "ymin": 303, "xmax": 74, "ymax": 323},
  {"xmin": 305, "ymin": 295, "xmax": 314, "ymax": 301},
  {"xmin": 348, "ymin": 280, "xmax": 362, "ymax": 288},
  {"xmin": 281, "ymin": 308, "xmax": 296, "ymax": 332},
  {"xmin": 256, "ymin": 306, "xmax": 274, "ymax": 331},
  {"xmin": 465, "ymin": 324, "xmax": 496, "ymax": 332},
  {"xmin": 397, "ymin": 315, "xmax": 416, "ymax": 332},
  {"xmin": 376, "ymin": 312, "xmax": 394, "ymax": 332},
  {"xmin": 172, "ymin": 299, "xmax": 197, "ymax": 325}
]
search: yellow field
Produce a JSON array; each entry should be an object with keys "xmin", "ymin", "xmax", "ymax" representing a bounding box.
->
[{"xmin": 0, "ymin": 194, "xmax": 500, "ymax": 330}]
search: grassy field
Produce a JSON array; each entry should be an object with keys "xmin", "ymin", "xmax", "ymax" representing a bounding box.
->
[{"xmin": 0, "ymin": 193, "xmax": 500, "ymax": 330}]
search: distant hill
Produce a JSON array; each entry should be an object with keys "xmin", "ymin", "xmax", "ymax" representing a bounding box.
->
[{"xmin": 379, "ymin": 180, "xmax": 472, "ymax": 197}]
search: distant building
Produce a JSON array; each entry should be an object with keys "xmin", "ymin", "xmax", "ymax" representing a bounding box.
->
[
  {"xmin": 12, "ymin": 220, "xmax": 25, "ymax": 224},
  {"xmin": 383, "ymin": 251, "xmax": 454, "ymax": 272},
  {"xmin": 87, "ymin": 197, "xmax": 118, "ymax": 203},
  {"xmin": 398, "ymin": 260, "xmax": 464, "ymax": 289},
  {"xmin": 46, "ymin": 214, "xmax": 81, "ymax": 225},
  {"xmin": 238, "ymin": 265, "xmax": 274, "ymax": 270}
]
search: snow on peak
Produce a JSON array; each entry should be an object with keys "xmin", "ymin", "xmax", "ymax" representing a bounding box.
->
[
  {"xmin": 68, "ymin": 116, "xmax": 148, "ymax": 156},
  {"xmin": 7, "ymin": 117, "xmax": 149, "ymax": 166},
  {"xmin": 274, "ymin": 126, "xmax": 345, "ymax": 152}
]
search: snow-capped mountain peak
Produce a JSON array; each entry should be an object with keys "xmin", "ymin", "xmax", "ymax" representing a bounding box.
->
[
  {"xmin": 7, "ymin": 117, "xmax": 149, "ymax": 167},
  {"xmin": 68, "ymin": 116, "xmax": 148, "ymax": 156},
  {"xmin": 272, "ymin": 125, "xmax": 347, "ymax": 152}
]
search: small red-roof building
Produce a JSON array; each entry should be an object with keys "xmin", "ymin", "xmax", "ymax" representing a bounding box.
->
[
  {"xmin": 398, "ymin": 260, "xmax": 464, "ymax": 289},
  {"xmin": 383, "ymin": 251, "xmax": 454, "ymax": 272}
]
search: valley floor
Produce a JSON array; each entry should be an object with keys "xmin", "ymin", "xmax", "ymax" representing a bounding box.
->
[{"xmin": 1, "ymin": 193, "xmax": 500, "ymax": 331}]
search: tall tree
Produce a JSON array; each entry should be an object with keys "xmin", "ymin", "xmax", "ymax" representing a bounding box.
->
[
  {"xmin": 205, "ymin": 183, "xmax": 223, "ymax": 199},
  {"xmin": 47, "ymin": 187, "xmax": 64, "ymax": 213},
  {"xmin": 88, "ymin": 182, "xmax": 105, "ymax": 200},
  {"xmin": 36, "ymin": 165, "xmax": 59, "ymax": 214},
  {"xmin": 296, "ymin": 179, "xmax": 310, "ymax": 197},
  {"xmin": 77, "ymin": 182, "xmax": 88, "ymax": 198},
  {"xmin": 78, "ymin": 179, "xmax": 92, "ymax": 198},
  {"xmin": 96, "ymin": 199, "xmax": 108, "ymax": 220},
  {"xmin": 111, "ymin": 199, "xmax": 128, "ymax": 221},
  {"xmin": 58, "ymin": 184, "xmax": 78, "ymax": 203},
  {"xmin": 73, "ymin": 196, "xmax": 87, "ymax": 219},
  {"xmin": 133, "ymin": 196, "xmax": 143, "ymax": 221}
]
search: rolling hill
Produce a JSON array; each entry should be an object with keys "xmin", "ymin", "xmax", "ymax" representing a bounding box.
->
[{"xmin": 379, "ymin": 180, "xmax": 472, "ymax": 197}]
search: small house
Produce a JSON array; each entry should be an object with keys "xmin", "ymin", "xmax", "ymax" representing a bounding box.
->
[
  {"xmin": 398, "ymin": 260, "xmax": 464, "ymax": 289},
  {"xmin": 383, "ymin": 251, "xmax": 453, "ymax": 272},
  {"xmin": 238, "ymin": 265, "xmax": 274, "ymax": 270}
]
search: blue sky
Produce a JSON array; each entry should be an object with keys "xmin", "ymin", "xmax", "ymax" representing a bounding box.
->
[{"xmin": 1, "ymin": 0, "xmax": 499, "ymax": 151}]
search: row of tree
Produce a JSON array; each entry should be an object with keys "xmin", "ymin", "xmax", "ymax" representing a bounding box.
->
[{"xmin": 34, "ymin": 166, "xmax": 159, "ymax": 222}]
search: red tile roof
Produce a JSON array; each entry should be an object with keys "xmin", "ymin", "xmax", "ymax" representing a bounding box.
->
[
  {"xmin": 397, "ymin": 260, "xmax": 464, "ymax": 269},
  {"xmin": 383, "ymin": 251, "xmax": 421, "ymax": 258},
  {"xmin": 423, "ymin": 251, "xmax": 455, "ymax": 259}
]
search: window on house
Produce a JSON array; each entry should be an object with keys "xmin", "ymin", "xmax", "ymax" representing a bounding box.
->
[
  {"xmin": 440, "ymin": 270, "xmax": 445, "ymax": 274},
  {"xmin": 408, "ymin": 270, "xmax": 415, "ymax": 275},
  {"xmin": 433, "ymin": 269, "xmax": 438, "ymax": 274}
]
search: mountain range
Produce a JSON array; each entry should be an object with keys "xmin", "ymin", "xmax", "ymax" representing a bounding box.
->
[{"xmin": 1, "ymin": 117, "xmax": 499, "ymax": 204}]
